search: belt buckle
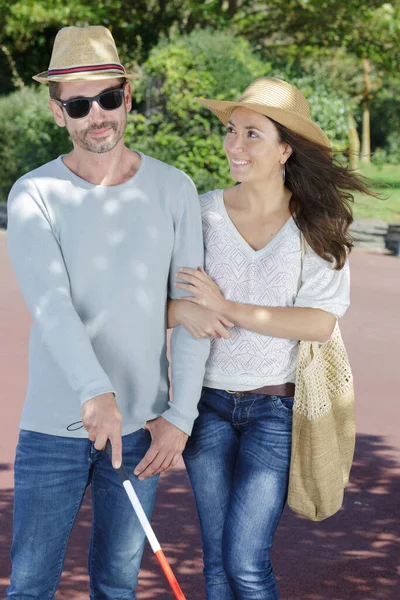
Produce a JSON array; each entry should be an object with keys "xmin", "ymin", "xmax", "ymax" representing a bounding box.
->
[{"xmin": 226, "ymin": 389, "xmax": 246, "ymax": 398}]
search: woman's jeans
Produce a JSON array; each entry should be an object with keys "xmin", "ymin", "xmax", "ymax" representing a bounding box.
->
[
  {"xmin": 184, "ymin": 387, "xmax": 294, "ymax": 600},
  {"xmin": 7, "ymin": 428, "xmax": 159, "ymax": 600}
]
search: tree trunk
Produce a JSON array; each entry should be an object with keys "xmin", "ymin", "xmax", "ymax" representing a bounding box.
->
[
  {"xmin": 228, "ymin": 0, "xmax": 237, "ymax": 18},
  {"xmin": 360, "ymin": 58, "xmax": 371, "ymax": 164},
  {"xmin": 360, "ymin": 101, "xmax": 371, "ymax": 163},
  {"xmin": 348, "ymin": 114, "xmax": 360, "ymax": 171}
]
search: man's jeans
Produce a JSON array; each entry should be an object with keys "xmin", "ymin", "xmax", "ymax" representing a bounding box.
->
[
  {"xmin": 184, "ymin": 388, "xmax": 293, "ymax": 600},
  {"xmin": 7, "ymin": 428, "xmax": 159, "ymax": 600}
]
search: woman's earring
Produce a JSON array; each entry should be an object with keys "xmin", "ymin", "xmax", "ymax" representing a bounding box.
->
[{"xmin": 282, "ymin": 163, "xmax": 286, "ymax": 184}]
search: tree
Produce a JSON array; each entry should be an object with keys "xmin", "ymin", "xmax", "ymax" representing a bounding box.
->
[
  {"xmin": 232, "ymin": 0, "xmax": 400, "ymax": 163},
  {"xmin": 0, "ymin": 0, "xmax": 191, "ymax": 90},
  {"xmin": 1, "ymin": 0, "xmax": 398, "ymax": 162},
  {"xmin": 126, "ymin": 29, "xmax": 269, "ymax": 193},
  {"xmin": 125, "ymin": 30, "xmax": 355, "ymax": 191}
]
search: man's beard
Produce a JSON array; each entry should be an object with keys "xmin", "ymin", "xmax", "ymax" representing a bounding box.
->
[{"xmin": 69, "ymin": 118, "xmax": 125, "ymax": 154}]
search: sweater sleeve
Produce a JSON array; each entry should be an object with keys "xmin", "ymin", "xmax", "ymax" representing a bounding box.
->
[
  {"xmin": 294, "ymin": 243, "xmax": 350, "ymax": 318},
  {"xmin": 161, "ymin": 175, "xmax": 210, "ymax": 435},
  {"xmin": 7, "ymin": 177, "xmax": 116, "ymax": 405}
]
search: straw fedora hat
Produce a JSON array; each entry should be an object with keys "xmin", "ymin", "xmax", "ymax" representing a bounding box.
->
[
  {"xmin": 33, "ymin": 26, "xmax": 138, "ymax": 84},
  {"xmin": 196, "ymin": 77, "xmax": 330, "ymax": 149}
]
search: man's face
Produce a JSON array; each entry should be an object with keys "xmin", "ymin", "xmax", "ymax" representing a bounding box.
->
[{"xmin": 49, "ymin": 78, "xmax": 131, "ymax": 154}]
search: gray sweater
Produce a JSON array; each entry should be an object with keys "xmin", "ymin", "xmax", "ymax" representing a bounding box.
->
[{"xmin": 7, "ymin": 152, "xmax": 210, "ymax": 437}]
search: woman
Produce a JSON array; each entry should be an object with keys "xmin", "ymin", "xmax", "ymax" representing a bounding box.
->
[{"xmin": 168, "ymin": 78, "xmax": 374, "ymax": 600}]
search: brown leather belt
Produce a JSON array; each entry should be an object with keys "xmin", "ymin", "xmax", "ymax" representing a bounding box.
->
[{"xmin": 226, "ymin": 383, "xmax": 295, "ymax": 397}]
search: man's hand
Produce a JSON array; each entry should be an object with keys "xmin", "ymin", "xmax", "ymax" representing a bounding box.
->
[
  {"xmin": 134, "ymin": 417, "xmax": 189, "ymax": 480},
  {"xmin": 81, "ymin": 392, "xmax": 122, "ymax": 469}
]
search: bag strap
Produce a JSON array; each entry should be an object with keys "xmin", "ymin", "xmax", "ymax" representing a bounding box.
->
[
  {"xmin": 300, "ymin": 231, "xmax": 306, "ymax": 261},
  {"xmin": 299, "ymin": 231, "xmax": 306, "ymax": 287},
  {"xmin": 298, "ymin": 232, "xmax": 322, "ymax": 352},
  {"xmin": 299, "ymin": 231, "xmax": 339, "ymax": 342}
]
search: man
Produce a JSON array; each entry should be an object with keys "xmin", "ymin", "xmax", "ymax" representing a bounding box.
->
[{"xmin": 6, "ymin": 25, "xmax": 209, "ymax": 599}]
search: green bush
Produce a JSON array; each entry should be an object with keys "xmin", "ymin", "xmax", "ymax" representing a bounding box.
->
[
  {"xmin": 370, "ymin": 78, "xmax": 400, "ymax": 164},
  {"xmin": 126, "ymin": 28, "xmax": 270, "ymax": 193},
  {"xmin": 371, "ymin": 147, "xmax": 388, "ymax": 170},
  {"xmin": 289, "ymin": 77, "xmax": 355, "ymax": 154},
  {"xmin": 0, "ymin": 86, "xmax": 70, "ymax": 202},
  {"xmin": 385, "ymin": 130, "xmax": 400, "ymax": 165},
  {"xmin": 0, "ymin": 29, "xmax": 370, "ymax": 201},
  {"xmin": 126, "ymin": 30, "xmax": 357, "ymax": 191}
]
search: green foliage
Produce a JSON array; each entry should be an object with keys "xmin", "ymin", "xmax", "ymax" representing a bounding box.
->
[
  {"xmin": 0, "ymin": 29, "xmax": 368, "ymax": 201},
  {"xmin": 126, "ymin": 29, "xmax": 356, "ymax": 192},
  {"xmin": 234, "ymin": 1, "xmax": 400, "ymax": 155},
  {"xmin": 0, "ymin": 0, "xmax": 207, "ymax": 89},
  {"xmin": 1, "ymin": 0, "xmax": 398, "ymax": 171},
  {"xmin": 370, "ymin": 75, "xmax": 400, "ymax": 164},
  {"xmin": 302, "ymin": 86, "xmax": 354, "ymax": 153},
  {"xmin": 0, "ymin": 85, "xmax": 70, "ymax": 202},
  {"xmin": 126, "ymin": 29, "xmax": 269, "ymax": 193},
  {"xmin": 371, "ymin": 148, "xmax": 388, "ymax": 170},
  {"xmin": 385, "ymin": 132, "xmax": 400, "ymax": 165},
  {"xmin": 0, "ymin": 0, "xmax": 99, "ymax": 92},
  {"xmin": 235, "ymin": 0, "xmax": 400, "ymax": 71},
  {"xmin": 274, "ymin": 74, "xmax": 355, "ymax": 153}
]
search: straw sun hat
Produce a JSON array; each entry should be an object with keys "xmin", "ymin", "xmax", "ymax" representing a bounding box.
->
[
  {"xmin": 33, "ymin": 26, "xmax": 138, "ymax": 84},
  {"xmin": 196, "ymin": 77, "xmax": 330, "ymax": 149}
]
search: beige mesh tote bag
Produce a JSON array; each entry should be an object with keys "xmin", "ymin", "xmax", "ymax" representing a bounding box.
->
[{"xmin": 287, "ymin": 235, "xmax": 356, "ymax": 521}]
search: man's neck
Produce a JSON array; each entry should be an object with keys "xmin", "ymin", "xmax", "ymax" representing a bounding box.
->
[{"xmin": 62, "ymin": 141, "xmax": 141, "ymax": 186}]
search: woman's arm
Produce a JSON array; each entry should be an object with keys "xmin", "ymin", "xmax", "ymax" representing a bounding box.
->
[
  {"xmin": 175, "ymin": 268, "xmax": 336, "ymax": 343},
  {"xmin": 167, "ymin": 298, "xmax": 234, "ymax": 339},
  {"xmin": 222, "ymin": 303, "xmax": 336, "ymax": 343}
]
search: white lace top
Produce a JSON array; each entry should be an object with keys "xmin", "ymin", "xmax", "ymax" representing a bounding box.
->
[{"xmin": 201, "ymin": 189, "xmax": 350, "ymax": 391}]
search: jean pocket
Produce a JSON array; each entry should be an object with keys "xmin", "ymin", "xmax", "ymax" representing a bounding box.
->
[{"xmin": 271, "ymin": 395, "xmax": 294, "ymax": 417}]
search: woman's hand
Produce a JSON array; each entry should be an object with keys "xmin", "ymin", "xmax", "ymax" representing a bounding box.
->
[
  {"xmin": 173, "ymin": 299, "xmax": 234, "ymax": 339},
  {"xmin": 175, "ymin": 267, "xmax": 228, "ymax": 314}
]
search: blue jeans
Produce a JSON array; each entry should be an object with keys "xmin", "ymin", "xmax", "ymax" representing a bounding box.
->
[
  {"xmin": 7, "ymin": 428, "xmax": 159, "ymax": 600},
  {"xmin": 183, "ymin": 388, "xmax": 294, "ymax": 600}
]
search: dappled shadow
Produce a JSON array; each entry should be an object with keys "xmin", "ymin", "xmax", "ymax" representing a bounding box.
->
[
  {"xmin": 1, "ymin": 434, "xmax": 399, "ymax": 599},
  {"xmin": 138, "ymin": 466, "xmax": 205, "ymax": 600},
  {"xmin": 138, "ymin": 433, "xmax": 400, "ymax": 600},
  {"xmin": 0, "ymin": 466, "xmax": 200, "ymax": 600},
  {"xmin": 0, "ymin": 485, "xmax": 93, "ymax": 599},
  {"xmin": 275, "ymin": 434, "xmax": 400, "ymax": 600}
]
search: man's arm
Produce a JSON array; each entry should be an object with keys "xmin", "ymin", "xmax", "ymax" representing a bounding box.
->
[
  {"xmin": 7, "ymin": 178, "xmax": 123, "ymax": 466},
  {"xmin": 133, "ymin": 175, "xmax": 210, "ymax": 479}
]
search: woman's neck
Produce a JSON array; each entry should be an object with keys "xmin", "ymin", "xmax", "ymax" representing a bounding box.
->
[{"xmin": 231, "ymin": 179, "xmax": 292, "ymax": 216}]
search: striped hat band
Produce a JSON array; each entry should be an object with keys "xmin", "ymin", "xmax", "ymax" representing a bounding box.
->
[{"xmin": 47, "ymin": 64, "xmax": 125, "ymax": 78}]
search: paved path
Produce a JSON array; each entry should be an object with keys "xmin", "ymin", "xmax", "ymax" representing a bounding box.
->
[{"xmin": 1, "ymin": 229, "xmax": 399, "ymax": 600}]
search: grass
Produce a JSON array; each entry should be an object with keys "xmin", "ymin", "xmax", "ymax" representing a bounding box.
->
[{"xmin": 352, "ymin": 164, "xmax": 400, "ymax": 222}]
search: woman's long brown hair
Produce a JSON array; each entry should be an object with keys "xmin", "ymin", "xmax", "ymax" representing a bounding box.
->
[{"xmin": 272, "ymin": 119, "xmax": 379, "ymax": 270}]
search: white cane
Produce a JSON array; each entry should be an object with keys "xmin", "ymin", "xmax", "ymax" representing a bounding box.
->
[{"xmin": 105, "ymin": 441, "xmax": 187, "ymax": 599}]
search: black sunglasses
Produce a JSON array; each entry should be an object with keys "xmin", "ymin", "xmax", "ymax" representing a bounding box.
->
[{"xmin": 55, "ymin": 84, "xmax": 125, "ymax": 119}]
